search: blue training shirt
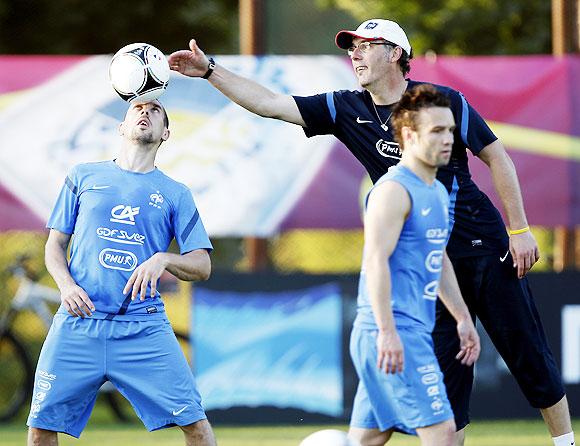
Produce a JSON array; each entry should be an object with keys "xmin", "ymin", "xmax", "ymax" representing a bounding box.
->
[
  {"xmin": 47, "ymin": 160, "xmax": 213, "ymax": 321},
  {"xmin": 355, "ymin": 165, "xmax": 450, "ymax": 333},
  {"xmin": 294, "ymin": 80, "xmax": 508, "ymax": 259}
]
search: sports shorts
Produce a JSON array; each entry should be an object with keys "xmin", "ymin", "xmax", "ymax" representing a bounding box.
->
[
  {"xmin": 433, "ymin": 253, "xmax": 565, "ymax": 430},
  {"xmin": 27, "ymin": 313, "xmax": 206, "ymax": 437},
  {"xmin": 350, "ymin": 325, "xmax": 454, "ymax": 434}
]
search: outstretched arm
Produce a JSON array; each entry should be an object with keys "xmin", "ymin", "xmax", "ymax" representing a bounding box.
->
[
  {"xmin": 478, "ymin": 139, "xmax": 539, "ymax": 278},
  {"xmin": 437, "ymin": 252, "xmax": 480, "ymax": 366},
  {"xmin": 168, "ymin": 39, "xmax": 305, "ymax": 126}
]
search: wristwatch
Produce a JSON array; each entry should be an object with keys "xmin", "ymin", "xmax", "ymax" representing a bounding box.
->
[{"xmin": 202, "ymin": 57, "xmax": 216, "ymax": 79}]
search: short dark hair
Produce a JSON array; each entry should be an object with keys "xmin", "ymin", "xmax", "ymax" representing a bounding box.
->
[
  {"xmin": 398, "ymin": 48, "xmax": 413, "ymax": 76},
  {"xmin": 390, "ymin": 84, "xmax": 450, "ymax": 147},
  {"xmin": 159, "ymin": 103, "xmax": 170, "ymax": 129}
]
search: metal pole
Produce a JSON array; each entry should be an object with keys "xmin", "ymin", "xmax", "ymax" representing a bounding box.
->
[
  {"xmin": 551, "ymin": 0, "xmax": 579, "ymax": 270},
  {"xmin": 239, "ymin": 0, "xmax": 270, "ymax": 271}
]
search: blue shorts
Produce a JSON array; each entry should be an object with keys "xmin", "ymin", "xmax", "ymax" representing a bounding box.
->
[
  {"xmin": 27, "ymin": 314, "xmax": 206, "ymax": 438},
  {"xmin": 349, "ymin": 325, "xmax": 454, "ymax": 434}
]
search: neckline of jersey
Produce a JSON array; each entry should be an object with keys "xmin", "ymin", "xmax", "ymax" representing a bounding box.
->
[{"xmin": 110, "ymin": 159, "xmax": 160, "ymax": 176}]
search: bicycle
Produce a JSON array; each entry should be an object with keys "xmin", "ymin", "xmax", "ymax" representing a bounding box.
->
[{"xmin": 0, "ymin": 257, "xmax": 192, "ymax": 423}]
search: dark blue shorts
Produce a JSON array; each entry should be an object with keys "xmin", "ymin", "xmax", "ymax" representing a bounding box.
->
[{"xmin": 433, "ymin": 253, "xmax": 565, "ymax": 430}]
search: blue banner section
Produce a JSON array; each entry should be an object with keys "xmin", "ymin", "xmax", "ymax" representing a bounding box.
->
[{"xmin": 192, "ymin": 283, "xmax": 343, "ymax": 417}]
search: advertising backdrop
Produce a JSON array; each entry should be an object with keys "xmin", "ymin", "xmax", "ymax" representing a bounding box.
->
[{"xmin": 0, "ymin": 55, "xmax": 579, "ymax": 234}]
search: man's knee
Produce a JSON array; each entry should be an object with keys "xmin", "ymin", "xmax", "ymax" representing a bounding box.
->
[
  {"xmin": 28, "ymin": 427, "xmax": 57, "ymax": 446},
  {"xmin": 348, "ymin": 427, "xmax": 391, "ymax": 446},
  {"xmin": 180, "ymin": 419, "xmax": 216, "ymax": 445}
]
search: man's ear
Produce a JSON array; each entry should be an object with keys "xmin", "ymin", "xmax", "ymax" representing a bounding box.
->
[
  {"xmin": 161, "ymin": 128, "xmax": 170, "ymax": 142},
  {"xmin": 401, "ymin": 126, "xmax": 412, "ymax": 143},
  {"xmin": 118, "ymin": 122, "xmax": 125, "ymax": 136},
  {"xmin": 390, "ymin": 46, "xmax": 403, "ymax": 63}
]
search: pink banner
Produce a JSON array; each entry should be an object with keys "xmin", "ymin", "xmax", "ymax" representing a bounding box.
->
[
  {"xmin": 0, "ymin": 55, "xmax": 579, "ymax": 232},
  {"xmin": 283, "ymin": 55, "xmax": 580, "ymax": 230}
]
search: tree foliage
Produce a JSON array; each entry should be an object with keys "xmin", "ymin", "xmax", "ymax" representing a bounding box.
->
[
  {"xmin": 0, "ymin": 0, "xmax": 552, "ymax": 55},
  {"xmin": 316, "ymin": 0, "xmax": 551, "ymax": 55},
  {"xmin": 0, "ymin": 0, "xmax": 239, "ymax": 54}
]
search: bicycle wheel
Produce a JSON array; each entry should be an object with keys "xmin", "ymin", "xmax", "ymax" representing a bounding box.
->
[{"xmin": 0, "ymin": 330, "xmax": 34, "ymax": 422}]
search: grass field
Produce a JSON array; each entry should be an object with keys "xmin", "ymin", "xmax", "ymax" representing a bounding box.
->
[{"xmin": 3, "ymin": 418, "xmax": 579, "ymax": 445}]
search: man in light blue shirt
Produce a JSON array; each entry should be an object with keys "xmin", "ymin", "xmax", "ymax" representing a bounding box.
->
[
  {"xmin": 27, "ymin": 100, "xmax": 216, "ymax": 445},
  {"xmin": 349, "ymin": 85, "xmax": 480, "ymax": 446}
]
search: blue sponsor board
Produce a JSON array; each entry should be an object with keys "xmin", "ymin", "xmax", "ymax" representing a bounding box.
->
[{"xmin": 192, "ymin": 283, "xmax": 343, "ymax": 417}]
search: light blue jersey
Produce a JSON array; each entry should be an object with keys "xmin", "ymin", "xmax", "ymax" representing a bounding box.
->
[
  {"xmin": 47, "ymin": 160, "xmax": 213, "ymax": 320},
  {"xmin": 350, "ymin": 165, "xmax": 454, "ymax": 433},
  {"xmin": 29, "ymin": 160, "xmax": 212, "ymax": 436},
  {"xmin": 355, "ymin": 165, "xmax": 450, "ymax": 333}
]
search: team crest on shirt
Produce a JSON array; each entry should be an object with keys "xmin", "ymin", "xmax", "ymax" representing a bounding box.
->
[
  {"xmin": 149, "ymin": 191, "xmax": 164, "ymax": 209},
  {"xmin": 376, "ymin": 139, "xmax": 402, "ymax": 159}
]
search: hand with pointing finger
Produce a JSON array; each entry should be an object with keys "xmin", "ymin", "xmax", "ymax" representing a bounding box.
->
[{"xmin": 168, "ymin": 39, "xmax": 211, "ymax": 78}]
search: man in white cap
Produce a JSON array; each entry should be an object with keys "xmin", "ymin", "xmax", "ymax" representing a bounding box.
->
[{"xmin": 168, "ymin": 18, "xmax": 574, "ymax": 446}]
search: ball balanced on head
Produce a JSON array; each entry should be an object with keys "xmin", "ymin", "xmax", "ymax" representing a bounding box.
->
[{"xmin": 109, "ymin": 42, "xmax": 170, "ymax": 102}]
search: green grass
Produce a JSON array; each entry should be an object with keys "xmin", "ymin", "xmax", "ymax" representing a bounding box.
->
[{"xmin": 3, "ymin": 419, "xmax": 580, "ymax": 445}]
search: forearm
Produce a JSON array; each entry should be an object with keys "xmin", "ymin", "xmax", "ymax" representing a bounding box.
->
[
  {"xmin": 159, "ymin": 250, "xmax": 211, "ymax": 282},
  {"xmin": 208, "ymin": 65, "xmax": 305, "ymax": 125},
  {"xmin": 483, "ymin": 141, "xmax": 528, "ymax": 230},
  {"xmin": 45, "ymin": 240, "xmax": 76, "ymax": 291},
  {"xmin": 437, "ymin": 253, "xmax": 471, "ymax": 323},
  {"xmin": 209, "ymin": 66, "xmax": 274, "ymax": 116},
  {"xmin": 367, "ymin": 261, "xmax": 396, "ymax": 332}
]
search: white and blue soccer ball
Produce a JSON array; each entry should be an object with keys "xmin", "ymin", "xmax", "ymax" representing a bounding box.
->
[
  {"xmin": 109, "ymin": 42, "xmax": 170, "ymax": 102},
  {"xmin": 299, "ymin": 429, "xmax": 360, "ymax": 446}
]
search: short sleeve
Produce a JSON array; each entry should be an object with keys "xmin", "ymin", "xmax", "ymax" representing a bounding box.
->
[
  {"xmin": 293, "ymin": 93, "xmax": 336, "ymax": 137},
  {"xmin": 448, "ymin": 89, "xmax": 497, "ymax": 155},
  {"xmin": 47, "ymin": 167, "xmax": 80, "ymax": 234},
  {"xmin": 173, "ymin": 189, "xmax": 213, "ymax": 254}
]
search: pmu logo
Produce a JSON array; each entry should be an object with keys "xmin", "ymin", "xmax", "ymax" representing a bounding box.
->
[
  {"xmin": 376, "ymin": 139, "xmax": 402, "ymax": 159},
  {"xmin": 425, "ymin": 250, "xmax": 443, "ymax": 273},
  {"xmin": 99, "ymin": 248, "xmax": 138, "ymax": 271},
  {"xmin": 110, "ymin": 204, "xmax": 140, "ymax": 225},
  {"xmin": 364, "ymin": 22, "xmax": 378, "ymax": 30}
]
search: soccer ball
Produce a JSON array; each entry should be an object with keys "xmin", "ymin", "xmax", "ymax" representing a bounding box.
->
[
  {"xmin": 109, "ymin": 42, "xmax": 170, "ymax": 103},
  {"xmin": 299, "ymin": 429, "xmax": 360, "ymax": 446}
]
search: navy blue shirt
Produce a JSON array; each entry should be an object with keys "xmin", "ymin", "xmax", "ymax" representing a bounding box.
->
[{"xmin": 293, "ymin": 80, "xmax": 508, "ymax": 258}]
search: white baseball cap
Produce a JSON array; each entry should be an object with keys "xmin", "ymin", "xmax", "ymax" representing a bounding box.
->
[{"xmin": 335, "ymin": 19, "xmax": 412, "ymax": 56}]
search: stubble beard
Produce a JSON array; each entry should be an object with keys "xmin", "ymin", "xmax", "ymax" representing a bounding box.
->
[{"xmin": 131, "ymin": 127, "xmax": 155, "ymax": 145}]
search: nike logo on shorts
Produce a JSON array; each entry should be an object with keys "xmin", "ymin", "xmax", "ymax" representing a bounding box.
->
[
  {"xmin": 421, "ymin": 207, "xmax": 432, "ymax": 216},
  {"xmin": 172, "ymin": 405, "xmax": 188, "ymax": 416},
  {"xmin": 500, "ymin": 251, "xmax": 509, "ymax": 262}
]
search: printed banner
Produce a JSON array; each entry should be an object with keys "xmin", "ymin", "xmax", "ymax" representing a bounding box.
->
[
  {"xmin": 0, "ymin": 55, "xmax": 579, "ymax": 232},
  {"xmin": 192, "ymin": 283, "xmax": 343, "ymax": 417}
]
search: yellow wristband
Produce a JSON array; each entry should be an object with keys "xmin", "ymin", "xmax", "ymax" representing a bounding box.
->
[{"xmin": 509, "ymin": 226, "xmax": 530, "ymax": 235}]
